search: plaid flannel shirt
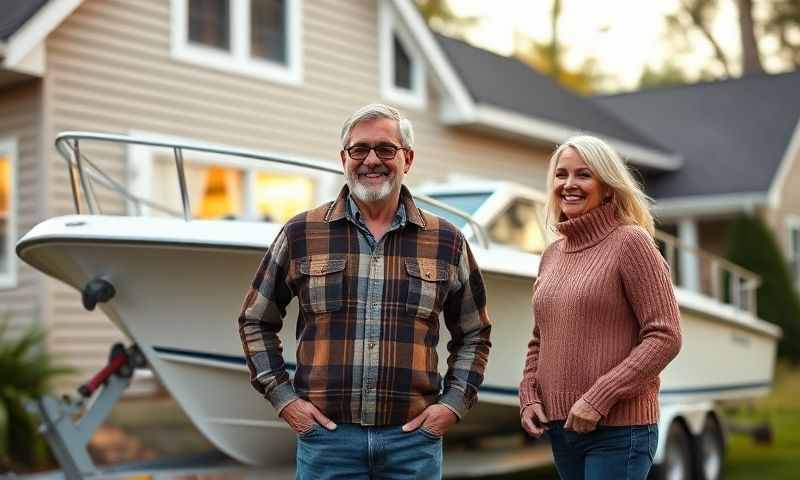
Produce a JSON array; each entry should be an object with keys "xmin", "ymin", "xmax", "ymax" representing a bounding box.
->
[{"xmin": 238, "ymin": 185, "xmax": 492, "ymax": 425}]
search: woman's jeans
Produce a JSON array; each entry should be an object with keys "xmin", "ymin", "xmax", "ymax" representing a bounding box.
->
[
  {"xmin": 546, "ymin": 421, "xmax": 658, "ymax": 480},
  {"xmin": 296, "ymin": 423, "xmax": 442, "ymax": 479}
]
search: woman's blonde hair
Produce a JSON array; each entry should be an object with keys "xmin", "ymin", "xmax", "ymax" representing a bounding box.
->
[{"xmin": 544, "ymin": 135, "xmax": 655, "ymax": 236}]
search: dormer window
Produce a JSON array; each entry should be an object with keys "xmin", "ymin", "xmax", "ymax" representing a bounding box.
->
[
  {"xmin": 380, "ymin": 2, "xmax": 426, "ymax": 109},
  {"xmin": 172, "ymin": 0, "xmax": 301, "ymax": 85},
  {"xmin": 393, "ymin": 34, "xmax": 413, "ymax": 90}
]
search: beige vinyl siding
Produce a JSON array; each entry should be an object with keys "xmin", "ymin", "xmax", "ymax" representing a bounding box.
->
[
  {"xmin": 42, "ymin": 0, "xmax": 551, "ymax": 379},
  {"xmin": 766, "ymin": 142, "xmax": 800, "ymax": 265},
  {"xmin": 0, "ymin": 81, "xmax": 45, "ymax": 336}
]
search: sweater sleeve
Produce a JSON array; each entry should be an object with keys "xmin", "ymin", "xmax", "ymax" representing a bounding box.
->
[
  {"xmin": 518, "ymin": 317, "xmax": 542, "ymax": 410},
  {"xmin": 519, "ymin": 244, "xmax": 555, "ymax": 410},
  {"xmin": 581, "ymin": 227, "xmax": 682, "ymax": 416}
]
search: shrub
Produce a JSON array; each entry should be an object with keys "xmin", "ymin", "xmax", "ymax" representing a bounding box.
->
[{"xmin": 0, "ymin": 320, "xmax": 72, "ymax": 470}]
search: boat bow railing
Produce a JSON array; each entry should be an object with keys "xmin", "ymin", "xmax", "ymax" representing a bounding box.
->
[
  {"xmin": 54, "ymin": 131, "xmax": 759, "ymax": 315},
  {"xmin": 54, "ymin": 131, "xmax": 491, "ymax": 248}
]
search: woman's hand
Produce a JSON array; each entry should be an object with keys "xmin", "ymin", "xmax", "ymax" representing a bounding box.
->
[
  {"xmin": 565, "ymin": 398, "xmax": 601, "ymax": 433},
  {"xmin": 521, "ymin": 402, "xmax": 549, "ymax": 438}
]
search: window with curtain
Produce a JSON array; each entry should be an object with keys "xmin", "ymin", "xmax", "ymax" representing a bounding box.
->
[
  {"xmin": 188, "ymin": 0, "xmax": 230, "ymax": 51},
  {"xmin": 253, "ymin": 172, "xmax": 312, "ymax": 222},
  {"xmin": 0, "ymin": 151, "xmax": 12, "ymax": 279},
  {"xmin": 251, "ymin": 0, "xmax": 287, "ymax": 64},
  {"xmin": 149, "ymin": 157, "xmax": 313, "ymax": 222}
]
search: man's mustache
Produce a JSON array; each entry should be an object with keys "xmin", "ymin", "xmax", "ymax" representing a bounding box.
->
[{"xmin": 356, "ymin": 166, "xmax": 391, "ymax": 175}]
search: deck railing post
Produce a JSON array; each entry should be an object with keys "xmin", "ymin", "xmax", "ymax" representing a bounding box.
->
[
  {"xmin": 710, "ymin": 260, "xmax": 722, "ymax": 302},
  {"xmin": 174, "ymin": 147, "xmax": 192, "ymax": 221},
  {"xmin": 664, "ymin": 239, "xmax": 677, "ymax": 285},
  {"xmin": 73, "ymin": 140, "xmax": 99, "ymax": 214}
]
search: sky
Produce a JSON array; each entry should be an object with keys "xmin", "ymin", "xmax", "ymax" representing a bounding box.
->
[{"xmin": 448, "ymin": 0, "xmax": 744, "ymax": 90}]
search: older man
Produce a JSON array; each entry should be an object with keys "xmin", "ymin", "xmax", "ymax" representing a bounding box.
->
[{"xmin": 238, "ymin": 104, "xmax": 492, "ymax": 479}]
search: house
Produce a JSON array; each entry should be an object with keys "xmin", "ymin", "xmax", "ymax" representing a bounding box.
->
[
  {"xmin": 1, "ymin": 0, "xmax": 797, "ymax": 387},
  {"xmin": 596, "ymin": 75, "xmax": 800, "ymax": 293}
]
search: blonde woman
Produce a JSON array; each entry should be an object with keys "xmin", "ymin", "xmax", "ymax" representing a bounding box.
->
[{"xmin": 519, "ymin": 135, "xmax": 682, "ymax": 480}]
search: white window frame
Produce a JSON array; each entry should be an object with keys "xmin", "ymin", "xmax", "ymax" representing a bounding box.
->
[
  {"xmin": 170, "ymin": 0, "xmax": 303, "ymax": 86},
  {"xmin": 786, "ymin": 215, "xmax": 800, "ymax": 283},
  {"xmin": 379, "ymin": 0, "xmax": 427, "ymax": 110},
  {"xmin": 127, "ymin": 131, "xmax": 339, "ymax": 220},
  {"xmin": 0, "ymin": 138, "xmax": 18, "ymax": 289}
]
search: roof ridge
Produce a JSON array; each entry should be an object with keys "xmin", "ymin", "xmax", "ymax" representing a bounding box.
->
[{"xmin": 597, "ymin": 69, "xmax": 800, "ymax": 99}]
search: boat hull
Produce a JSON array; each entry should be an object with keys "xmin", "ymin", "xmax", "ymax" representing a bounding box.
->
[{"xmin": 17, "ymin": 216, "xmax": 780, "ymax": 465}]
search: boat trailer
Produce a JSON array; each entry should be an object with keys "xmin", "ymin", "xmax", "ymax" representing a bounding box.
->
[{"xmin": 29, "ymin": 343, "xmax": 146, "ymax": 479}]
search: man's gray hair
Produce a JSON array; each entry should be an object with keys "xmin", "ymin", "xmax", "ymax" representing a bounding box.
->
[{"xmin": 340, "ymin": 103, "xmax": 415, "ymax": 149}]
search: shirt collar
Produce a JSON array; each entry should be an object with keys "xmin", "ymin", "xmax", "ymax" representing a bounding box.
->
[{"xmin": 325, "ymin": 184, "xmax": 427, "ymax": 229}]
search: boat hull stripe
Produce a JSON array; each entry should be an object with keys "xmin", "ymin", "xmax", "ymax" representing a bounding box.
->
[{"xmin": 152, "ymin": 346, "xmax": 770, "ymax": 397}]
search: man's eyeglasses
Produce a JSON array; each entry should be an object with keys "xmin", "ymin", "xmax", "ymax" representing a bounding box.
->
[{"xmin": 344, "ymin": 144, "xmax": 407, "ymax": 161}]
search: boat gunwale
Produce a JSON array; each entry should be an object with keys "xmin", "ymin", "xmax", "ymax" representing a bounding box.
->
[{"xmin": 16, "ymin": 217, "xmax": 783, "ymax": 340}]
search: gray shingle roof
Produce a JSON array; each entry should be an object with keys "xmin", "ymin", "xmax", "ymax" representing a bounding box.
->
[
  {"xmin": 0, "ymin": 0, "xmax": 49, "ymax": 41},
  {"xmin": 435, "ymin": 34, "xmax": 673, "ymax": 156},
  {"xmin": 595, "ymin": 71, "xmax": 800, "ymax": 199}
]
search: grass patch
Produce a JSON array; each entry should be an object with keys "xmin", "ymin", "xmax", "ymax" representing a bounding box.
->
[
  {"xmin": 723, "ymin": 362, "xmax": 800, "ymax": 480},
  {"xmin": 457, "ymin": 363, "xmax": 800, "ymax": 479}
]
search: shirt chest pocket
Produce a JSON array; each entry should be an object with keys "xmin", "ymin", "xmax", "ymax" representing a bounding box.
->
[
  {"xmin": 405, "ymin": 258, "xmax": 449, "ymax": 319},
  {"xmin": 297, "ymin": 256, "xmax": 346, "ymax": 314}
]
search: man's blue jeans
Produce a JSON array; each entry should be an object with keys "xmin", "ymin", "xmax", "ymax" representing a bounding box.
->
[
  {"xmin": 295, "ymin": 423, "xmax": 442, "ymax": 479},
  {"xmin": 546, "ymin": 421, "xmax": 658, "ymax": 480}
]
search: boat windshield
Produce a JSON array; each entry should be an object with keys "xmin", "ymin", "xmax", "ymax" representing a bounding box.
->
[{"xmin": 416, "ymin": 192, "xmax": 492, "ymax": 229}]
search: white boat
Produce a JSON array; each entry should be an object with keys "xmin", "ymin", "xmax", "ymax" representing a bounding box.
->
[{"xmin": 17, "ymin": 132, "xmax": 781, "ymax": 473}]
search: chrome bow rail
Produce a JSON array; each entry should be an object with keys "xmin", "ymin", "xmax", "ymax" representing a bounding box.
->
[
  {"xmin": 54, "ymin": 131, "xmax": 491, "ymax": 248},
  {"xmin": 54, "ymin": 131, "xmax": 760, "ymax": 314}
]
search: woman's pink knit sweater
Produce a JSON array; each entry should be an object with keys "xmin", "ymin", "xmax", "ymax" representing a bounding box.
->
[{"xmin": 519, "ymin": 203, "xmax": 682, "ymax": 426}]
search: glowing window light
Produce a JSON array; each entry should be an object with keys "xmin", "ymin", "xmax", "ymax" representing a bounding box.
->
[{"xmin": 254, "ymin": 172, "xmax": 313, "ymax": 223}]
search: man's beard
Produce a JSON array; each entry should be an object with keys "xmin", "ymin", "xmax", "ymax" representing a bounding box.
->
[{"xmin": 346, "ymin": 167, "xmax": 401, "ymax": 203}]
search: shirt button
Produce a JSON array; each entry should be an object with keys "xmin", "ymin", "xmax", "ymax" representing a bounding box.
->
[{"xmin": 368, "ymin": 342, "xmax": 376, "ymax": 349}]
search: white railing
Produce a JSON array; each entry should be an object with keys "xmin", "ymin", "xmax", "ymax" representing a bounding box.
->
[
  {"xmin": 53, "ymin": 131, "xmax": 760, "ymax": 315},
  {"xmin": 654, "ymin": 230, "xmax": 760, "ymax": 315},
  {"xmin": 54, "ymin": 131, "xmax": 491, "ymax": 248}
]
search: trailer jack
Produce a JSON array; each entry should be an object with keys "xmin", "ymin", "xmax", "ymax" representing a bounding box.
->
[{"xmin": 29, "ymin": 343, "xmax": 146, "ymax": 480}]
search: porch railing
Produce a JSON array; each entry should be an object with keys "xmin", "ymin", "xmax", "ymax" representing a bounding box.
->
[{"xmin": 654, "ymin": 230, "xmax": 760, "ymax": 315}]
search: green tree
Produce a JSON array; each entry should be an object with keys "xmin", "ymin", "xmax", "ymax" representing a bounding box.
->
[
  {"xmin": 725, "ymin": 214, "xmax": 800, "ymax": 362},
  {"xmin": 415, "ymin": 0, "xmax": 481, "ymax": 38},
  {"xmin": 763, "ymin": 0, "xmax": 800, "ymax": 69},
  {"xmin": 638, "ymin": 60, "xmax": 692, "ymax": 90},
  {"xmin": 661, "ymin": 0, "xmax": 799, "ymax": 83},
  {"xmin": 665, "ymin": 0, "xmax": 733, "ymax": 77},
  {"xmin": 512, "ymin": 0, "xmax": 603, "ymax": 94}
]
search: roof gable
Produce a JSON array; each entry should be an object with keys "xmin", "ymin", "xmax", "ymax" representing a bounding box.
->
[
  {"xmin": 0, "ymin": 0, "xmax": 50, "ymax": 41},
  {"xmin": 435, "ymin": 34, "xmax": 674, "ymax": 158},
  {"xmin": 1, "ymin": 0, "xmax": 83, "ymax": 75},
  {"xmin": 596, "ymin": 71, "xmax": 800, "ymax": 201}
]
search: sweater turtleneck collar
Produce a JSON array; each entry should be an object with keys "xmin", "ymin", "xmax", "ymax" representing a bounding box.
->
[{"xmin": 556, "ymin": 202, "xmax": 621, "ymax": 253}]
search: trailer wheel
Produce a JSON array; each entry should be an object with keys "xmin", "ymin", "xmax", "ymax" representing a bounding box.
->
[
  {"xmin": 650, "ymin": 420, "xmax": 692, "ymax": 480},
  {"xmin": 695, "ymin": 415, "xmax": 725, "ymax": 480}
]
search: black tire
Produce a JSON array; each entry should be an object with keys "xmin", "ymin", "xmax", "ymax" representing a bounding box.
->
[
  {"xmin": 650, "ymin": 420, "xmax": 693, "ymax": 480},
  {"xmin": 694, "ymin": 415, "xmax": 725, "ymax": 480}
]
